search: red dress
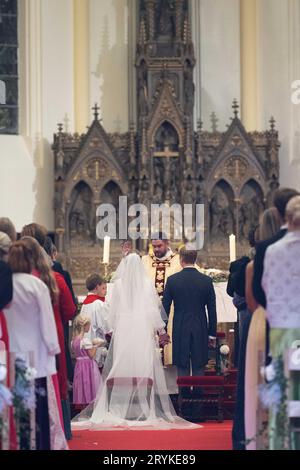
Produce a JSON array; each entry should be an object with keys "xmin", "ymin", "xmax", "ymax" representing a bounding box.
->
[
  {"xmin": 0, "ymin": 311, "xmax": 17, "ymax": 450},
  {"xmin": 52, "ymin": 272, "xmax": 76, "ymax": 399}
]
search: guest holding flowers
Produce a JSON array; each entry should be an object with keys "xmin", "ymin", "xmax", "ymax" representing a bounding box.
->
[{"xmin": 4, "ymin": 240, "xmax": 65, "ymax": 450}]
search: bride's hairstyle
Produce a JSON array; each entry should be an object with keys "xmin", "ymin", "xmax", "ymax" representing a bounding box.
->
[{"xmin": 125, "ymin": 249, "xmax": 141, "ymax": 258}]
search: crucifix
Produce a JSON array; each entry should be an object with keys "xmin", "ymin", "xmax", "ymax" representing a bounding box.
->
[
  {"xmin": 153, "ymin": 144, "xmax": 179, "ymax": 158},
  {"xmin": 153, "ymin": 145, "xmax": 179, "ymax": 203}
]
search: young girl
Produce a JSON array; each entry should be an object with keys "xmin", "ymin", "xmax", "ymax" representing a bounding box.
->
[{"xmin": 72, "ymin": 315, "xmax": 103, "ymax": 406}]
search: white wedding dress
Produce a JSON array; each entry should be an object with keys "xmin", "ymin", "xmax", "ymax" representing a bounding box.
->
[{"xmin": 72, "ymin": 253, "xmax": 199, "ymax": 431}]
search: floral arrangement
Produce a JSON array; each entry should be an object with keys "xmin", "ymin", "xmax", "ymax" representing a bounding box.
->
[
  {"xmin": 256, "ymin": 357, "xmax": 290, "ymax": 449},
  {"xmin": 11, "ymin": 357, "xmax": 41, "ymax": 446},
  {"xmin": 105, "ymin": 271, "xmax": 116, "ymax": 283},
  {"xmin": 0, "ymin": 363, "xmax": 12, "ymax": 437},
  {"xmin": 203, "ymin": 268, "xmax": 229, "ymax": 283}
]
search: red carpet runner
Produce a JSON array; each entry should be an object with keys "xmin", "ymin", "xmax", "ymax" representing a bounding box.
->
[{"xmin": 69, "ymin": 421, "xmax": 232, "ymax": 450}]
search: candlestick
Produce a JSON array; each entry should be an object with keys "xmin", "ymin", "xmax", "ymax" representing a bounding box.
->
[
  {"xmin": 102, "ymin": 236, "xmax": 110, "ymax": 264},
  {"xmin": 229, "ymin": 234, "xmax": 236, "ymax": 262}
]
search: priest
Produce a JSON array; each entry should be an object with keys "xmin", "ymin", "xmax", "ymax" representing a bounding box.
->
[{"xmin": 142, "ymin": 232, "xmax": 181, "ymax": 366}]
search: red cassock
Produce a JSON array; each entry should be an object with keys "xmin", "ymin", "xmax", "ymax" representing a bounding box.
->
[
  {"xmin": 0, "ymin": 311, "xmax": 17, "ymax": 450},
  {"xmin": 53, "ymin": 272, "xmax": 76, "ymax": 400}
]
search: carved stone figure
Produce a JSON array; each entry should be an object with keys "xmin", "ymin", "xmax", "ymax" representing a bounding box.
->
[
  {"xmin": 184, "ymin": 65, "xmax": 195, "ymax": 116},
  {"xmin": 157, "ymin": 0, "xmax": 175, "ymax": 38},
  {"xmin": 210, "ymin": 191, "xmax": 233, "ymax": 241},
  {"xmin": 138, "ymin": 178, "xmax": 150, "ymax": 207},
  {"xmin": 155, "ymin": 123, "xmax": 178, "ymax": 152}
]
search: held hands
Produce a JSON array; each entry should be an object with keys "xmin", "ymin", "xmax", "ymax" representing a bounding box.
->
[{"xmin": 158, "ymin": 332, "xmax": 171, "ymax": 348}]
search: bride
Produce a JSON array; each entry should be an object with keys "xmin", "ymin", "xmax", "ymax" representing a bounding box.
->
[{"xmin": 72, "ymin": 252, "xmax": 199, "ymax": 430}]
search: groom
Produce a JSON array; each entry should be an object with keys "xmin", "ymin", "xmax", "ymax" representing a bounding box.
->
[{"xmin": 162, "ymin": 248, "xmax": 217, "ymax": 376}]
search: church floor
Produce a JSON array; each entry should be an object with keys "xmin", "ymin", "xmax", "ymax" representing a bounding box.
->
[{"xmin": 68, "ymin": 421, "xmax": 232, "ymax": 450}]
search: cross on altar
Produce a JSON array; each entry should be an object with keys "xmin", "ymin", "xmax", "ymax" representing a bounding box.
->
[{"xmin": 154, "ymin": 145, "xmax": 179, "ymax": 158}]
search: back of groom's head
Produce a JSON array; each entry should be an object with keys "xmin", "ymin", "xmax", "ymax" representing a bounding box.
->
[{"xmin": 179, "ymin": 247, "xmax": 197, "ymax": 265}]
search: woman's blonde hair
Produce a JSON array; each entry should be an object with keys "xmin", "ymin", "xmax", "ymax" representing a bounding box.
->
[
  {"xmin": 0, "ymin": 218, "xmax": 17, "ymax": 242},
  {"xmin": 0, "ymin": 231, "xmax": 11, "ymax": 260},
  {"xmin": 73, "ymin": 314, "xmax": 90, "ymax": 338},
  {"xmin": 259, "ymin": 207, "xmax": 281, "ymax": 241},
  {"xmin": 21, "ymin": 236, "xmax": 59, "ymax": 304},
  {"xmin": 286, "ymin": 195, "xmax": 300, "ymax": 228}
]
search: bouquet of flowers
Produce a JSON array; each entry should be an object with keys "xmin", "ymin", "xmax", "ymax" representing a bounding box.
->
[
  {"xmin": 12, "ymin": 356, "xmax": 40, "ymax": 447},
  {"xmin": 0, "ymin": 363, "xmax": 12, "ymax": 438},
  {"xmin": 219, "ymin": 344, "xmax": 230, "ymax": 373}
]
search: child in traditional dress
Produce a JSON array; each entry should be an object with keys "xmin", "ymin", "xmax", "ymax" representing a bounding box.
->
[
  {"xmin": 80, "ymin": 274, "xmax": 110, "ymax": 368},
  {"xmin": 72, "ymin": 315, "xmax": 104, "ymax": 405}
]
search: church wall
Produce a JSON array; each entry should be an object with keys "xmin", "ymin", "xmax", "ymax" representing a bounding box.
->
[
  {"xmin": 196, "ymin": 0, "xmax": 241, "ymax": 131},
  {"xmin": 0, "ymin": 0, "xmax": 74, "ymax": 231},
  {"xmin": 257, "ymin": 0, "xmax": 300, "ymax": 190},
  {"xmin": 89, "ymin": 0, "xmax": 129, "ymax": 133}
]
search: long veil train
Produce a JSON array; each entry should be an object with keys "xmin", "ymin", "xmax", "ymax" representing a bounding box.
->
[{"xmin": 72, "ymin": 253, "xmax": 199, "ymax": 431}]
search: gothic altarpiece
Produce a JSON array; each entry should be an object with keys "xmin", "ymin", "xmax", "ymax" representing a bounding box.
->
[{"xmin": 52, "ymin": 0, "xmax": 280, "ymax": 293}]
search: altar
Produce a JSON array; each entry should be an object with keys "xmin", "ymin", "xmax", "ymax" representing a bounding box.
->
[{"xmin": 103, "ymin": 281, "xmax": 236, "ymax": 324}]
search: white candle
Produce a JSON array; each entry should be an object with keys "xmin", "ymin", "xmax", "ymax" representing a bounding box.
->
[
  {"xmin": 103, "ymin": 236, "xmax": 110, "ymax": 264},
  {"xmin": 229, "ymin": 234, "xmax": 236, "ymax": 262}
]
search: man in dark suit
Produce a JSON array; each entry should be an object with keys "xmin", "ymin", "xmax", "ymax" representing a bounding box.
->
[
  {"xmin": 252, "ymin": 187, "xmax": 299, "ymax": 308},
  {"xmin": 0, "ymin": 260, "xmax": 13, "ymax": 310},
  {"xmin": 162, "ymin": 248, "xmax": 217, "ymax": 376}
]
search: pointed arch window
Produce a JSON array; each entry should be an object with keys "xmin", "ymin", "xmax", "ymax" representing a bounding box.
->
[{"xmin": 0, "ymin": 0, "xmax": 18, "ymax": 134}]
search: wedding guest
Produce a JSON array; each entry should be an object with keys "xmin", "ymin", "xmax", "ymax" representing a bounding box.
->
[
  {"xmin": 44, "ymin": 235, "xmax": 77, "ymax": 383},
  {"xmin": 262, "ymin": 195, "xmax": 300, "ymax": 449},
  {"xmin": 80, "ymin": 274, "xmax": 109, "ymax": 368},
  {"xmin": 4, "ymin": 240, "xmax": 66, "ymax": 450},
  {"xmin": 71, "ymin": 315, "xmax": 102, "ymax": 406},
  {"xmin": 227, "ymin": 226, "xmax": 259, "ymax": 368},
  {"xmin": 231, "ymin": 225, "xmax": 259, "ymax": 450},
  {"xmin": 22, "ymin": 236, "xmax": 76, "ymax": 440},
  {"xmin": 253, "ymin": 188, "xmax": 299, "ymax": 308},
  {"xmin": 243, "ymin": 208, "xmax": 281, "ymax": 450},
  {"xmin": 44, "ymin": 236, "xmax": 77, "ymax": 305},
  {"xmin": 0, "ymin": 232, "xmax": 17, "ymax": 450},
  {"xmin": 21, "ymin": 222, "xmax": 47, "ymax": 247},
  {"xmin": 0, "ymin": 217, "xmax": 17, "ymax": 242}
]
